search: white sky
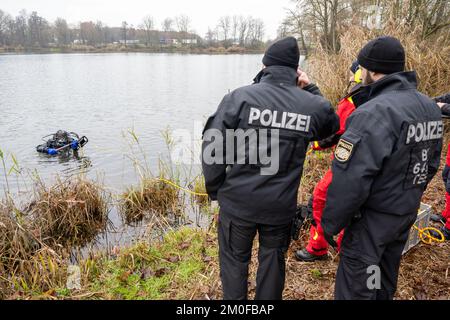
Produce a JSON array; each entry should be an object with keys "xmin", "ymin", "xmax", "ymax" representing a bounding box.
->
[{"xmin": 1, "ymin": 0, "xmax": 292, "ymax": 39}]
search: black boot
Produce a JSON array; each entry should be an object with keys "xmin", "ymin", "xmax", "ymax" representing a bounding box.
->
[{"xmin": 295, "ymin": 249, "xmax": 328, "ymax": 262}]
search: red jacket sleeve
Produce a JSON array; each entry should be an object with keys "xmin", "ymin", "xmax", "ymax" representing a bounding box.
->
[
  {"xmin": 336, "ymin": 98, "xmax": 356, "ymax": 135},
  {"xmin": 312, "ymin": 98, "xmax": 356, "ymax": 151}
]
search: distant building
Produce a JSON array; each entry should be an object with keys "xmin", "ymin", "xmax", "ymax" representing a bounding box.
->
[
  {"xmin": 181, "ymin": 38, "xmax": 197, "ymax": 45},
  {"xmin": 119, "ymin": 40, "xmax": 140, "ymax": 45},
  {"xmin": 159, "ymin": 37, "xmax": 179, "ymax": 45}
]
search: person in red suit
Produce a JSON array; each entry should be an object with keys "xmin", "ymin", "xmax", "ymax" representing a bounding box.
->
[
  {"xmin": 296, "ymin": 62, "xmax": 362, "ymax": 262},
  {"xmin": 431, "ymin": 93, "xmax": 450, "ymax": 240}
]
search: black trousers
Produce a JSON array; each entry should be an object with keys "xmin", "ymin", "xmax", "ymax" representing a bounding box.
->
[
  {"xmin": 335, "ymin": 208, "xmax": 417, "ymax": 300},
  {"xmin": 218, "ymin": 211, "xmax": 292, "ymax": 300}
]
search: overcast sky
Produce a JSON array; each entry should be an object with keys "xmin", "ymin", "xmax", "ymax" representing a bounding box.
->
[{"xmin": 1, "ymin": 0, "xmax": 292, "ymax": 39}]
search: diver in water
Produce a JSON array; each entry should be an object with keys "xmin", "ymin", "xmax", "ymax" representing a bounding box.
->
[{"xmin": 36, "ymin": 130, "xmax": 88, "ymax": 156}]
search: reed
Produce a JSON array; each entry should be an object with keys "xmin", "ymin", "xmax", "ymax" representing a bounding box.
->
[
  {"xmin": 28, "ymin": 176, "xmax": 110, "ymax": 248},
  {"xmin": 307, "ymin": 22, "xmax": 450, "ymax": 105}
]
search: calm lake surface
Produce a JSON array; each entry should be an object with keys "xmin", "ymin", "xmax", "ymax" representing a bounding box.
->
[
  {"xmin": 0, "ymin": 53, "xmax": 266, "ymax": 191},
  {"xmin": 0, "ymin": 52, "xmax": 304, "ymax": 248}
]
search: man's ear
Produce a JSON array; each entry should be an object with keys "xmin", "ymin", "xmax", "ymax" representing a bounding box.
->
[{"xmin": 371, "ymin": 71, "xmax": 386, "ymax": 81}]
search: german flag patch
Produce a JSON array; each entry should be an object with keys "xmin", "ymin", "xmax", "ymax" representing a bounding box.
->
[{"xmin": 335, "ymin": 139, "xmax": 354, "ymax": 163}]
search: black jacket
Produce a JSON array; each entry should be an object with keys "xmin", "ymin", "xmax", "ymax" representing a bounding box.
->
[
  {"xmin": 322, "ymin": 71, "xmax": 443, "ymax": 236},
  {"xmin": 202, "ymin": 66, "xmax": 339, "ymax": 225}
]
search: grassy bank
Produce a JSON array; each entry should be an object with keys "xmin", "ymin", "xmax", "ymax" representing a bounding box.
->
[
  {"xmin": 2, "ymin": 227, "xmax": 219, "ymax": 300},
  {"xmin": 4, "ymin": 222, "xmax": 448, "ymax": 300}
]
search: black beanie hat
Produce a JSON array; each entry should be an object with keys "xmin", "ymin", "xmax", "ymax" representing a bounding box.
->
[
  {"xmin": 350, "ymin": 60, "xmax": 359, "ymax": 74},
  {"xmin": 357, "ymin": 36, "xmax": 405, "ymax": 74},
  {"xmin": 263, "ymin": 37, "xmax": 300, "ymax": 70}
]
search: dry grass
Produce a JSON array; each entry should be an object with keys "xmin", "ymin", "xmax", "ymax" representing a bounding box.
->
[
  {"xmin": 0, "ymin": 201, "xmax": 68, "ymax": 299},
  {"xmin": 307, "ymin": 23, "xmax": 450, "ymax": 105},
  {"xmin": 28, "ymin": 177, "xmax": 110, "ymax": 248},
  {"xmin": 194, "ymin": 229, "xmax": 449, "ymax": 300},
  {"xmin": 0, "ymin": 202, "xmax": 33, "ymax": 298},
  {"xmin": 298, "ymin": 151, "xmax": 332, "ymax": 204},
  {"xmin": 190, "ymin": 175, "xmax": 210, "ymax": 207},
  {"xmin": 0, "ymin": 175, "xmax": 109, "ymax": 298},
  {"xmin": 120, "ymin": 177, "xmax": 180, "ymax": 225}
]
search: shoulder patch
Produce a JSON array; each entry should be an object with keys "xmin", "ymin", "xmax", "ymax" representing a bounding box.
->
[{"xmin": 335, "ymin": 139, "xmax": 354, "ymax": 163}]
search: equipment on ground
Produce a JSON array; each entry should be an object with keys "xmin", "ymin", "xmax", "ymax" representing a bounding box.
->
[{"xmin": 403, "ymin": 203, "xmax": 445, "ymax": 255}]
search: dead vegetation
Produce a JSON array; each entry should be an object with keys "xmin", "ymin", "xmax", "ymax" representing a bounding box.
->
[
  {"xmin": 120, "ymin": 176, "xmax": 181, "ymax": 225},
  {"xmin": 0, "ymin": 176, "xmax": 109, "ymax": 298},
  {"xmin": 29, "ymin": 177, "xmax": 110, "ymax": 248},
  {"xmin": 190, "ymin": 175, "xmax": 210, "ymax": 207},
  {"xmin": 307, "ymin": 22, "xmax": 450, "ymax": 105}
]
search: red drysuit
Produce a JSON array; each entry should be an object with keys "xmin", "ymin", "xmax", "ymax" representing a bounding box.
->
[
  {"xmin": 306, "ymin": 96, "xmax": 356, "ymax": 256},
  {"xmin": 441, "ymin": 144, "xmax": 450, "ymax": 230}
]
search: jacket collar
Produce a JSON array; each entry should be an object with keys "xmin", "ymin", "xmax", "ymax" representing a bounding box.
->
[
  {"xmin": 352, "ymin": 71, "xmax": 418, "ymax": 108},
  {"xmin": 253, "ymin": 65, "xmax": 298, "ymax": 87}
]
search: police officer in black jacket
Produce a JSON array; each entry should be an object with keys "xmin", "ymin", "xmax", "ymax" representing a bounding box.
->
[
  {"xmin": 202, "ymin": 37, "xmax": 340, "ymax": 300},
  {"xmin": 321, "ymin": 36, "xmax": 443, "ymax": 300}
]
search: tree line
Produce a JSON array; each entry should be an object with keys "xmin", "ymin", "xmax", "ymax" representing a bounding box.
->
[
  {"xmin": 0, "ymin": 9, "xmax": 266, "ymax": 49},
  {"xmin": 278, "ymin": 0, "xmax": 450, "ymax": 55},
  {"xmin": 206, "ymin": 16, "xmax": 265, "ymax": 48}
]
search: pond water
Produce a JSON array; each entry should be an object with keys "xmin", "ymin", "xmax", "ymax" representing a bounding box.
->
[{"xmin": 0, "ymin": 52, "xmax": 305, "ymax": 249}]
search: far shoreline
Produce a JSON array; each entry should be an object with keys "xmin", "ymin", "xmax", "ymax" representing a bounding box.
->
[{"xmin": 0, "ymin": 46, "xmax": 266, "ymax": 56}]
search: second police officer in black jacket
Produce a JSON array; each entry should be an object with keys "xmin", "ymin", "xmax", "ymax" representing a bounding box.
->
[
  {"xmin": 202, "ymin": 37, "xmax": 340, "ymax": 300},
  {"xmin": 321, "ymin": 36, "xmax": 443, "ymax": 300}
]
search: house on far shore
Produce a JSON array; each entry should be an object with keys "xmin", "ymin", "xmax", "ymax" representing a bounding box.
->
[
  {"xmin": 119, "ymin": 40, "xmax": 140, "ymax": 45},
  {"xmin": 159, "ymin": 37, "xmax": 179, "ymax": 45},
  {"xmin": 181, "ymin": 38, "xmax": 197, "ymax": 45}
]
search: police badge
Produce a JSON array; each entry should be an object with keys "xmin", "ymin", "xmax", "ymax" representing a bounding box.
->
[{"xmin": 335, "ymin": 139, "xmax": 354, "ymax": 163}]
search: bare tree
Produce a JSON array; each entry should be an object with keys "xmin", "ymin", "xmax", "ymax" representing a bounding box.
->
[
  {"xmin": 54, "ymin": 18, "xmax": 70, "ymax": 45},
  {"xmin": 142, "ymin": 15, "xmax": 154, "ymax": 46},
  {"xmin": 28, "ymin": 11, "xmax": 51, "ymax": 47},
  {"xmin": 283, "ymin": 0, "xmax": 351, "ymax": 53},
  {"xmin": 121, "ymin": 21, "xmax": 128, "ymax": 45},
  {"xmin": 385, "ymin": 0, "xmax": 450, "ymax": 39},
  {"xmin": 0, "ymin": 10, "xmax": 13, "ymax": 45},
  {"xmin": 253, "ymin": 19, "xmax": 265, "ymax": 44},
  {"xmin": 162, "ymin": 17, "xmax": 174, "ymax": 32},
  {"xmin": 80, "ymin": 21, "xmax": 99, "ymax": 45},
  {"xmin": 238, "ymin": 16, "xmax": 248, "ymax": 46},
  {"xmin": 281, "ymin": 8, "xmax": 310, "ymax": 56},
  {"xmin": 282, "ymin": 0, "xmax": 450, "ymax": 53},
  {"xmin": 13, "ymin": 10, "xmax": 28, "ymax": 46},
  {"xmin": 175, "ymin": 15, "xmax": 190, "ymax": 34},
  {"xmin": 205, "ymin": 27, "xmax": 217, "ymax": 46},
  {"xmin": 232, "ymin": 15, "xmax": 239, "ymax": 43},
  {"xmin": 218, "ymin": 16, "xmax": 231, "ymax": 43},
  {"xmin": 245, "ymin": 17, "xmax": 255, "ymax": 46}
]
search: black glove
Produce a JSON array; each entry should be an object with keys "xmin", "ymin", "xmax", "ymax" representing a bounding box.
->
[
  {"xmin": 323, "ymin": 231, "xmax": 338, "ymax": 249},
  {"xmin": 291, "ymin": 205, "xmax": 308, "ymax": 240}
]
